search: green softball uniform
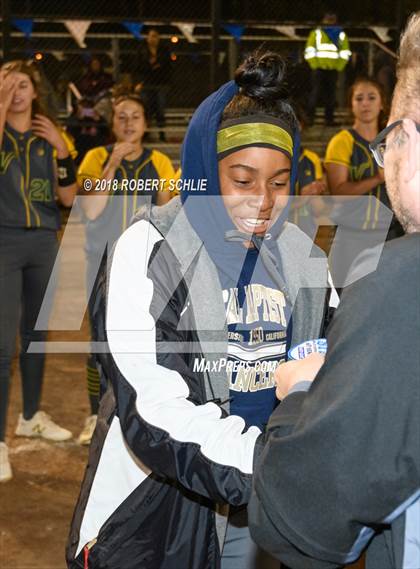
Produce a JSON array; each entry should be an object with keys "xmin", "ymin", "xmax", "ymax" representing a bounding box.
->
[{"xmin": 0, "ymin": 124, "xmax": 76, "ymax": 230}]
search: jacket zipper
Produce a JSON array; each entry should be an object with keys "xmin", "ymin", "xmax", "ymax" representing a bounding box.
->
[{"xmin": 83, "ymin": 538, "xmax": 97, "ymax": 569}]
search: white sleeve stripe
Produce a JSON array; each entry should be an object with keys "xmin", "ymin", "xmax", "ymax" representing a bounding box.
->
[
  {"xmin": 76, "ymin": 416, "xmax": 150, "ymax": 557},
  {"xmin": 106, "ymin": 220, "xmax": 259, "ymax": 475},
  {"xmin": 328, "ymin": 271, "xmax": 340, "ymax": 308}
]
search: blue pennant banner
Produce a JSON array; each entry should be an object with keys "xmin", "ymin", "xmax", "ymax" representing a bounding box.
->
[
  {"xmin": 123, "ymin": 21, "xmax": 144, "ymax": 40},
  {"xmin": 223, "ymin": 24, "xmax": 245, "ymax": 43},
  {"xmin": 12, "ymin": 18, "xmax": 34, "ymax": 39}
]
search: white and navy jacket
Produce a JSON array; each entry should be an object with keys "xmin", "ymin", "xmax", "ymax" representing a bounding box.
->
[{"xmin": 67, "ymin": 198, "xmax": 333, "ymax": 569}]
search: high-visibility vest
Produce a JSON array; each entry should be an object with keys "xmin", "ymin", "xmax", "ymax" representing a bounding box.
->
[{"xmin": 304, "ymin": 27, "xmax": 351, "ymax": 71}]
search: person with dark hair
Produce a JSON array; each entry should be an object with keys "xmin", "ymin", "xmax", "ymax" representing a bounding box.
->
[
  {"xmin": 325, "ymin": 77, "xmax": 404, "ymax": 287},
  {"xmin": 0, "ymin": 61, "xmax": 78, "ymax": 483},
  {"xmin": 248, "ymin": 13, "xmax": 420, "ymax": 569},
  {"xmin": 66, "ymin": 51, "xmax": 334, "ymax": 568},
  {"xmin": 134, "ymin": 28, "xmax": 172, "ymax": 142},
  {"xmin": 76, "ymin": 93, "xmax": 174, "ymax": 446},
  {"xmin": 77, "ymin": 57, "xmax": 114, "ymax": 102},
  {"xmin": 305, "ymin": 12, "xmax": 351, "ymax": 126},
  {"xmin": 66, "ymin": 98, "xmax": 109, "ymax": 166}
]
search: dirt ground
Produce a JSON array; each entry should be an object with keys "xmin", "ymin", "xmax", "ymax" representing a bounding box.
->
[
  {"xmin": 0, "ymin": 349, "xmax": 89, "ymax": 569},
  {"xmin": 0, "ymin": 220, "xmax": 365, "ymax": 569},
  {"xmin": 0, "ymin": 220, "xmax": 92, "ymax": 569}
]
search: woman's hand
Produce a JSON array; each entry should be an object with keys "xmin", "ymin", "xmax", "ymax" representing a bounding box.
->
[
  {"xmin": 300, "ymin": 179, "xmax": 327, "ymax": 196},
  {"xmin": 32, "ymin": 114, "xmax": 68, "ymax": 158},
  {"xmin": 0, "ymin": 71, "xmax": 18, "ymax": 115},
  {"xmin": 108, "ymin": 142, "xmax": 137, "ymax": 169},
  {"xmin": 274, "ymin": 352, "xmax": 325, "ymax": 400}
]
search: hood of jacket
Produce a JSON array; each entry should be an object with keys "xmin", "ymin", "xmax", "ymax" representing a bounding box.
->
[{"xmin": 179, "ymin": 80, "xmax": 301, "ymax": 285}]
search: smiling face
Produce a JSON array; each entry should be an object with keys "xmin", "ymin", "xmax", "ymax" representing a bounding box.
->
[
  {"xmin": 351, "ymin": 82, "xmax": 383, "ymax": 126},
  {"xmin": 218, "ymin": 146, "xmax": 291, "ymax": 236},
  {"xmin": 7, "ymin": 71, "xmax": 37, "ymax": 115},
  {"xmin": 112, "ymin": 99, "xmax": 146, "ymax": 144}
]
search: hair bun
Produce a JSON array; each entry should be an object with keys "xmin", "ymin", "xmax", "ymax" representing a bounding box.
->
[{"xmin": 235, "ymin": 50, "xmax": 288, "ymax": 102}]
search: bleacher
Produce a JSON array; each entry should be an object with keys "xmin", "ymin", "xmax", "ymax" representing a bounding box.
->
[{"xmin": 145, "ymin": 107, "xmax": 352, "ymax": 169}]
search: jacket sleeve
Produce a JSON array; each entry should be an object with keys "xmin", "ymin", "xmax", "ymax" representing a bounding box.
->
[
  {"xmin": 338, "ymin": 32, "xmax": 351, "ymax": 70},
  {"xmin": 106, "ymin": 219, "xmax": 260, "ymax": 506},
  {"xmin": 249, "ymin": 258, "xmax": 420, "ymax": 568},
  {"xmin": 304, "ymin": 30, "xmax": 318, "ymax": 70},
  {"xmin": 134, "ymin": 46, "xmax": 147, "ymax": 84}
]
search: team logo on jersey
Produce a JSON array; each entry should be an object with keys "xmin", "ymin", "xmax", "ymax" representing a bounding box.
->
[
  {"xmin": 352, "ymin": 161, "xmax": 372, "ymax": 180},
  {"xmin": 37, "ymin": 148, "xmax": 45, "ymax": 157},
  {"xmin": 0, "ymin": 151, "xmax": 16, "ymax": 174},
  {"xmin": 223, "ymin": 284, "xmax": 287, "ymax": 326}
]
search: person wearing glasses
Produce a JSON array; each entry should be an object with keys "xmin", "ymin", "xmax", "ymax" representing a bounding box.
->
[
  {"xmin": 249, "ymin": 13, "xmax": 420, "ymax": 569},
  {"xmin": 324, "ymin": 77, "xmax": 404, "ymax": 288}
]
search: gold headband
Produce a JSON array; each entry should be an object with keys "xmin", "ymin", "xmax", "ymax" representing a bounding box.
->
[{"xmin": 217, "ymin": 123, "xmax": 293, "ymax": 157}]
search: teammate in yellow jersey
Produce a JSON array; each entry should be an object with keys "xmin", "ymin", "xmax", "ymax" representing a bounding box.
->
[
  {"xmin": 77, "ymin": 93, "xmax": 175, "ymax": 445},
  {"xmin": 325, "ymin": 77, "xmax": 404, "ymax": 287},
  {"xmin": 290, "ymin": 107, "xmax": 329, "ymax": 240},
  {"xmin": 0, "ymin": 60, "xmax": 78, "ymax": 483}
]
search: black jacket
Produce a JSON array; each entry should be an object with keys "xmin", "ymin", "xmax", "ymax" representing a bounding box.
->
[
  {"xmin": 66, "ymin": 198, "xmax": 332, "ymax": 568},
  {"xmin": 135, "ymin": 44, "xmax": 171, "ymax": 87},
  {"xmin": 249, "ymin": 234, "xmax": 420, "ymax": 569}
]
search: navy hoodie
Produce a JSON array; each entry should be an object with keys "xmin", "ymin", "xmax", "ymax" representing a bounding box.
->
[{"xmin": 180, "ymin": 81, "xmax": 300, "ymax": 429}]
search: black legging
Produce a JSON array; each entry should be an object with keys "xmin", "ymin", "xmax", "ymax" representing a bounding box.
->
[
  {"xmin": 309, "ymin": 68, "xmax": 338, "ymax": 124},
  {"xmin": 0, "ymin": 227, "xmax": 58, "ymax": 441}
]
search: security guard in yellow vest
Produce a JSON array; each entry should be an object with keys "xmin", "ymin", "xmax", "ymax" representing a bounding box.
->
[{"xmin": 305, "ymin": 12, "xmax": 351, "ymax": 126}]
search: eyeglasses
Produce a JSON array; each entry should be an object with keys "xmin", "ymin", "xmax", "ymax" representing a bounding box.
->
[{"xmin": 370, "ymin": 119, "xmax": 420, "ymax": 168}]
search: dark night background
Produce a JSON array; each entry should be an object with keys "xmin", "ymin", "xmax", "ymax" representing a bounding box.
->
[
  {"xmin": 1, "ymin": 0, "xmax": 418, "ymax": 108},
  {"xmin": 4, "ymin": 0, "xmax": 419, "ymax": 25}
]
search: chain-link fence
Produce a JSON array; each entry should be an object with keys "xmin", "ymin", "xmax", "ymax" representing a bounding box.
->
[{"xmin": 1, "ymin": 0, "xmax": 415, "ymax": 161}]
